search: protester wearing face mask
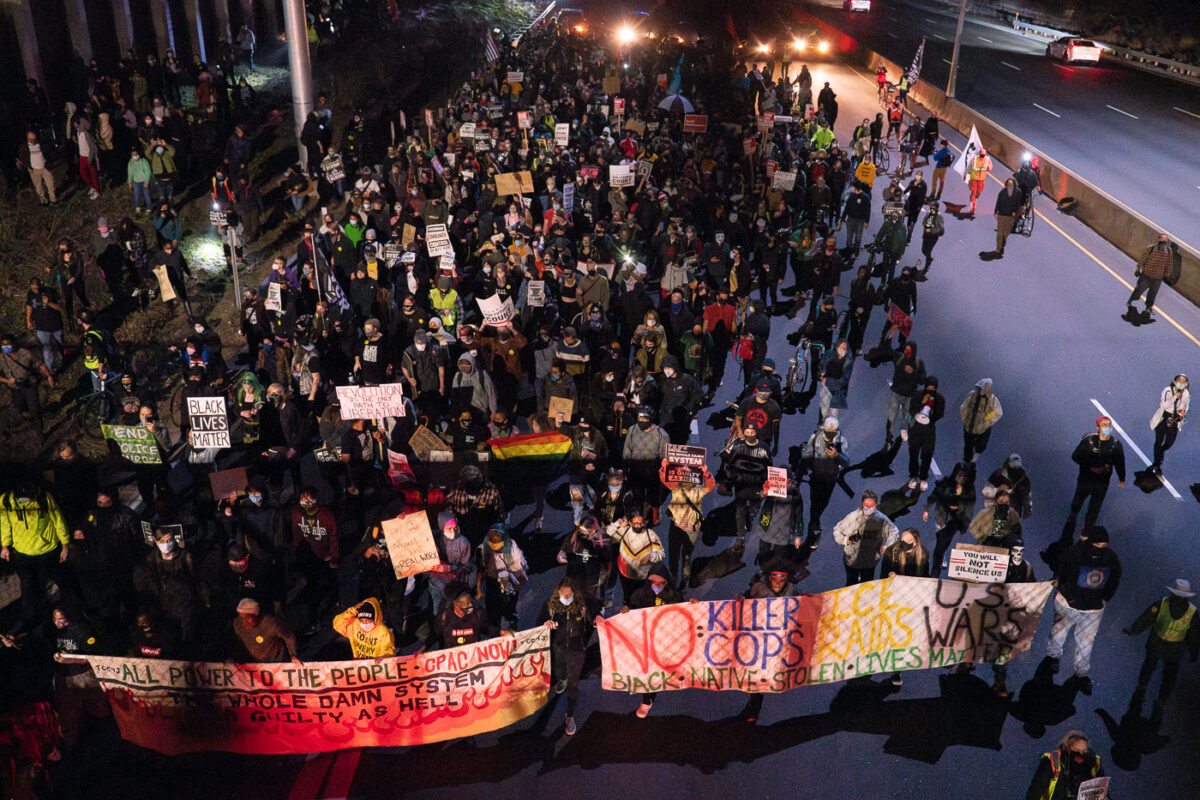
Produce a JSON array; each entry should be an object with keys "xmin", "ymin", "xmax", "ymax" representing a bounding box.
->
[
  {"xmin": 1062, "ymin": 416, "xmax": 1126, "ymax": 541},
  {"xmin": 1046, "ymin": 526, "xmax": 1121, "ymax": 695},
  {"xmin": 905, "ymin": 375, "xmax": 944, "ymax": 493},
  {"xmin": 924, "ymin": 462, "xmax": 977, "ymax": 577},
  {"xmin": 1024, "ymin": 730, "xmax": 1105, "ymax": 800},
  {"xmin": 290, "ymin": 487, "xmax": 340, "ymax": 633},
  {"xmin": 718, "ymin": 422, "xmax": 773, "ymax": 547},
  {"xmin": 333, "ymin": 597, "xmax": 396, "ymax": 659},
  {"xmin": 607, "ymin": 510, "xmax": 665, "ymax": 609},
  {"xmin": 475, "ymin": 525, "xmax": 528, "ymax": 631},
  {"xmin": 133, "ymin": 529, "xmax": 201, "ymax": 643},
  {"xmin": 429, "ymin": 583, "xmax": 493, "ymax": 651},
  {"xmin": 217, "ymin": 543, "xmax": 282, "ymax": 617},
  {"xmin": 832, "ymin": 491, "xmax": 899, "ymax": 586},
  {"xmin": 1149, "ymin": 374, "xmax": 1189, "ymax": 474},
  {"xmin": 620, "ymin": 561, "xmax": 693, "ymax": 719},
  {"xmin": 1, "ymin": 480, "xmax": 70, "ymax": 629},
  {"xmin": 1127, "ymin": 233, "xmax": 1176, "ymax": 318},
  {"xmin": 50, "ymin": 605, "xmax": 109, "ymax": 750},
  {"xmin": 539, "ymin": 578, "xmax": 599, "ymax": 736}
]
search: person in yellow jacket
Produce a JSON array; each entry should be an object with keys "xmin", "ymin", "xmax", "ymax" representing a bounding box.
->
[
  {"xmin": 854, "ymin": 157, "xmax": 877, "ymax": 191},
  {"xmin": 0, "ymin": 481, "xmax": 69, "ymax": 628},
  {"xmin": 1123, "ymin": 578, "xmax": 1199, "ymax": 723},
  {"xmin": 332, "ymin": 597, "xmax": 396, "ymax": 659},
  {"xmin": 1024, "ymin": 730, "xmax": 1106, "ymax": 800}
]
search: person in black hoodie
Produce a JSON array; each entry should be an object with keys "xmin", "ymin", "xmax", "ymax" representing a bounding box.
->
[
  {"xmin": 622, "ymin": 562, "xmax": 692, "ymax": 719},
  {"xmin": 905, "ymin": 375, "xmax": 944, "ymax": 493},
  {"xmin": 1047, "ymin": 526, "xmax": 1121, "ymax": 694},
  {"xmin": 538, "ymin": 577, "xmax": 600, "ymax": 736},
  {"xmin": 878, "ymin": 266, "xmax": 918, "ymax": 349},
  {"xmin": 658, "ymin": 355, "xmax": 703, "ymax": 444},
  {"xmin": 884, "ymin": 340, "xmax": 925, "ymax": 448},
  {"xmin": 1063, "ymin": 415, "xmax": 1126, "ymax": 539}
]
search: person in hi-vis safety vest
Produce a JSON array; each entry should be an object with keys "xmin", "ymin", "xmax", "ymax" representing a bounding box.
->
[
  {"xmin": 1123, "ymin": 578, "xmax": 1199, "ymax": 722},
  {"xmin": 332, "ymin": 597, "xmax": 396, "ymax": 659},
  {"xmin": 1024, "ymin": 730, "xmax": 1106, "ymax": 800},
  {"xmin": 967, "ymin": 148, "xmax": 993, "ymax": 214}
]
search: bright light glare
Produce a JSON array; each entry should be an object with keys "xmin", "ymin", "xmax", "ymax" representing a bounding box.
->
[
  {"xmin": 792, "ymin": 39, "xmax": 806, "ymax": 50},
  {"xmin": 573, "ymin": 24, "xmax": 584, "ymax": 33},
  {"xmin": 197, "ymin": 239, "xmax": 224, "ymax": 262},
  {"xmin": 647, "ymin": 32, "xmax": 655, "ymax": 39},
  {"xmin": 817, "ymin": 40, "xmax": 830, "ymax": 53},
  {"xmin": 617, "ymin": 26, "xmax": 636, "ymax": 44},
  {"xmin": 756, "ymin": 43, "xmax": 770, "ymax": 53},
  {"xmin": 1021, "ymin": 151, "xmax": 1033, "ymax": 162}
]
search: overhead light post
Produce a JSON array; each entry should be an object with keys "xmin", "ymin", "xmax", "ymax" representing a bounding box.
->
[{"xmin": 946, "ymin": 0, "xmax": 968, "ymax": 98}]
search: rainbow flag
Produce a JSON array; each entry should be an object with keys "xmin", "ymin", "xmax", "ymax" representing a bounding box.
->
[{"xmin": 488, "ymin": 431, "xmax": 571, "ymax": 486}]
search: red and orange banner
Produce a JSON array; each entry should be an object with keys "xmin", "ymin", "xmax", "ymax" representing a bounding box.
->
[
  {"xmin": 86, "ymin": 628, "xmax": 549, "ymax": 755},
  {"xmin": 598, "ymin": 577, "xmax": 1054, "ymax": 693}
]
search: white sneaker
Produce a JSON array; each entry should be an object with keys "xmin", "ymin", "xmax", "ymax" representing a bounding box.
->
[
  {"xmin": 907, "ymin": 478, "xmax": 918, "ymax": 490},
  {"xmin": 636, "ymin": 702, "xmax": 653, "ymax": 718},
  {"xmin": 919, "ymin": 480, "xmax": 928, "ymax": 492}
]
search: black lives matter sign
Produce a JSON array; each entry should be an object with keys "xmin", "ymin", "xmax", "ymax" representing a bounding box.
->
[{"xmin": 188, "ymin": 396, "xmax": 231, "ymax": 449}]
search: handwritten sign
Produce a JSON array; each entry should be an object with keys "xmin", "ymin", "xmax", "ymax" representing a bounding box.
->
[
  {"xmin": 548, "ymin": 396, "xmax": 574, "ymax": 423},
  {"xmin": 946, "ymin": 544, "xmax": 1010, "ymax": 583},
  {"xmin": 408, "ymin": 424, "xmax": 451, "ymax": 461},
  {"xmin": 765, "ymin": 466, "xmax": 788, "ymax": 498},
  {"xmin": 152, "ymin": 265, "xmax": 176, "ymax": 302},
  {"xmin": 425, "ymin": 223, "xmax": 453, "ymax": 258},
  {"xmin": 665, "ymin": 444, "xmax": 707, "ymax": 484},
  {"xmin": 336, "ymin": 383, "xmax": 407, "ymax": 420},
  {"xmin": 381, "ymin": 510, "xmax": 440, "ymax": 578},
  {"xmin": 772, "ymin": 170, "xmax": 797, "ymax": 191},
  {"xmin": 526, "ymin": 280, "xmax": 546, "ymax": 307},
  {"xmin": 554, "ymin": 123, "xmax": 569, "ymax": 147},
  {"xmin": 494, "ymin": 171, "xmax": 534, "ymax": 197},
  {"xmin": 187, "ymin": 396, "xmax": 230, "ymax": 449},
  {"xmin": 102, "ymin": 425, "xmax": 161, "ymax": 464}
]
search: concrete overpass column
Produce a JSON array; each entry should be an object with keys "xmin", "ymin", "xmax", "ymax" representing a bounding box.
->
[
  {"xmin": 62, "ymin": 0, "xmax": 94, "ymax": 61},
  {"xmin": 111, "ymin": 0, "xmax": 136, "ymax": 55}
]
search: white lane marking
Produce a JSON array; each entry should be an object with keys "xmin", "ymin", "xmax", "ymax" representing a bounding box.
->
[
  {"xmin": 934, "ymin": 33, "xmax": 948, "ymax": 41},
  {"xmin": 942, "ymin": 58, "xmax": 953, "ymax": 65},
  {"xmin": 1033, "ymin": 103, "xmax": 1061, "ymax": 118},
  {"xmin": 1090, "ymin": 399, "xmax": 1181, "ymax": 500},
  {"xmin": 1173, "ymin": 106, "xmax": 1200, "ymax": 120},
  {"xmin": 977, "ymin": 36, "xmax": 993, "ymax": 43},
  {"xmin": 930, "ymin": 458, "xmax": 943, "ymax": 479},
  {"xmin": 887, "ymin": 32, "xmax": 899, "ymax": 39},
  {"xmin": 1001, "ymin": 61, "xmax": 1021, "ymax": 71},
  {"xmin": 1106, "ymin": 104, "xmax": 1139, "ymax": 119}
]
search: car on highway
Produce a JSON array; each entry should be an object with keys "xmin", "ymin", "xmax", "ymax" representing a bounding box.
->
[
  {"xmin": 746, "ymin": 25, "xmax": 834, "ymax": 59},
  {"xmin": 844, "ymin": 0, "xmax": 871, "ymax": 12},
  {"xmin": 1046, "ymin": 37, "xmax": 1103, "ymax": 64}
]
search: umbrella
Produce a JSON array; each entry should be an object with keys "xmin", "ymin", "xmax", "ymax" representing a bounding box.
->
[{"xmin": 657, "ymin": 94, "xmax": 694, "ymax": 114}]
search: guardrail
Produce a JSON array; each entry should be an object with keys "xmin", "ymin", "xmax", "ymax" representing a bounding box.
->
[
  {"xmin": 1100, "ymin": 45, "xmax": 1200, "ymax": 82},
  {"xmin": 1009, "ymin": 18, "xmax": 1071, "ymax": 40}
]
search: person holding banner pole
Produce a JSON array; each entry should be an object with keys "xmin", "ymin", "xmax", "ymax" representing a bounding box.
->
[
  {"xmin": 620, "ymin": 562, "xmax": 692, "ymax": 719},
  {"xmin": 540, "ymin": 578, "xmax": 599, "ymax": 736}
]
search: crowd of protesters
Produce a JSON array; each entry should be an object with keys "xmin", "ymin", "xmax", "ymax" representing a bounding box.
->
[{"xmin": 0, "ymin": 5, "xmax": 1192, "ymax": 795}]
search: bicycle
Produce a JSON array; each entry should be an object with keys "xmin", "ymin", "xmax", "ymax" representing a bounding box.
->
[
  {"xmin": 878, "ymin": 81, "xmax": 895, "ymax": 107},
  {"xmin": 870, "ymin": 137, "xmax": 890, "ymax": 172},
  {"xmin": 1013, "ymin": 191, "xmax": 1036, "ymax": 237},
  {"xmin": 77, "ymin": 372, "xmax": 122, "ymax": 439},
  {"xmin": 785, "ymin": 336, "xmax": 826, "ymax": 400}
]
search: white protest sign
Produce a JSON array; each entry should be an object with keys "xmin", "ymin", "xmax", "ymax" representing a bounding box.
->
[
  {"xmin": 772, "ymin": 170, "xmax": 797, "ymax": 191},
  {"xmin": 187, "ymin": 396, "xmax": 230, "ymax": 449},
  {"xmin": 425, "ymin": 223, "xmax": 453, "ymax": 258},
  {"xmin": 380, "ymin": 510, "xmax": 440, "ymax": 579},
  {"xmin": 265, "ymin": 282, "xmax": 283, "ymax": 312},
  {"xmin": 517, "ymin": 111, "xmax": 531, "ymax": 129},
  {"xmin": 507, "ymin": 71, "xmax": 524, "ymax": 84},
  {"xmin": 765, "ymin": 466, "xmax": 788, "ymax": 498},
  {"xmin": 946, "ymin": 543, "xmax": 1010, "ymax": 583},
  {"xmin": 1077, "ymin": 777, "xmax": 1110, "ymax": 800},
  {"xmin": 562, "ymin": 182, "xmax": 575, "ymax": 214},
  {"xmin": 477, "ymin": 295, "xmax": 515, "ymax": 325},
  {"xmin": 526, "ymin": 280, "xmax": 546, "ymax": 307},
  {"xmin": 555, "ymin": 123, "xmax": 569, "ymax": 147},
  {"xmin": 459, "ymin": 122, "xmax": 476, "ymax": 139},
  {"xmin": 335, "ymin": 383, "xmax": 408, "ymax": 420},
  {"xmin": 609, "ymin": 164, "xmax": 634, "ymax": 187}
]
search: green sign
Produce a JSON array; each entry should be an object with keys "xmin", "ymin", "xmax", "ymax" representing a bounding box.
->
[{"xmin": 102, "ymin": 424, "xmax": 161, "ymax": 464}]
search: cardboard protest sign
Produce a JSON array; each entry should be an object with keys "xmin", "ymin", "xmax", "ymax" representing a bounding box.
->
[
  {"xmin": 683, "ymin": 114, "xmax": 708, "ymax": 133},
  {"xmin": 507, "ymin": 71, "xmax": 524, "ymax": 84},
  {"xmin": 102, "ymin": 425, "xmax": 161, "ymax": 464},
  {"xmin": 477, "ymin": 295, "xmax": 516, "ymax": 325},
  {"xmin": 602, "ymin": 76, "xmax": 620, "ymax": 94},
  {"xmin": 265, "ymin": 282, "xmax": 283, "ymax": 312},
  {"xmin": 152, "ymin": 265, "xmax": 176, "ymax": 302},
  {"xmin": 335, "ymin": 383, "xmax": 407, "ymax": 420},
  {"xmin": 526, "ymin": 280, "xmax": 546, "ymax": 307},
  {"xmin": 554, "ymin": 123, "xmax": 569, "ymax": 147},
  {"xmin": 208, "ymin": 467, "xmax": 248, "ymax": 501},
  {"xmin": 665, "ymin": 444, "xmax": 707, "ymax": 484},
  {"xmin": 623, "ymin": 119, "xmax": 646, "ymax": 136},
  {"xmin": 408, "ymin": 424, "xmax": 451, "ymax": 461},
  {"xmin": 402, "ymin": 223, "xmax": 416, "ymax": 245},
  {"xmin": 458, "ymin": 122, "xmax": 476, "ymax": 139},
  {"xmin": 562, "ymin": 182, "xmax": 575, "ymax": 214},
  {"xmin": 381, "ymin": 510, "xmax": 440, "ymax": 578},
  {"xmin": 517, "ymin": 111, "xmax": 531, "ymax": 129},
  {"xmin": 599, "ymin": 577, "xmax": 1054, "ymax": 693},
  {"xmin": 85, "ymin": 627, "xmax": 550, "ymax": 754},
  {"xmin": 494, "ymin": 171, "xmax": 534, "ymax": 197},
  {"xmin": 609, "ymin": 164, "xmax": 634, "ymax": 187},
  {"xmin": 946, "ymin": 544, "xmax": 1010, "ymax": 583},
  {"xmin": 765, "ymin": 466, "xmax": 788, "ymax": 498},
  {"xmin": 613, "ymin": 97, "xmax": 625, "ymax": 115},
  {"xmin": 772, "ymin": 170, "xmax": 798, "ymax": 191},
  {"xmin": 187, "ymin": 396, "xmax": 230, "ymax": 448},
  {"xmin": 547, "ymin": 396, "xmax": 574, "ymax": 423},
  {"xmin": 425, "ymin": 223, "xmax": 453, "ymax": 258}
]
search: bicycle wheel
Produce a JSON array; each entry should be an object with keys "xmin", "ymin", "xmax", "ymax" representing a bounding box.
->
[
  {"xmin": 169, "ymin": 382, "xmax": 187, "ymax": 428},
  {"xmin": 80, "ymin": 392, "xmax": 116, "ymax": 439},
  {"xmin": 876, "ymin": 145, "xmax": 890, "ymax": 172},
  {"xmin": 1024, "ymin": 205, "xmax": 1035, "ymax": 236}
]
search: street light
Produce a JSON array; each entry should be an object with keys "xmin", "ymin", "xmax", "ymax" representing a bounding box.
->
[
  {"xmin": 946, "ymin": 0, "xmax": 968, "ymax": 98},
  {"xmin": 617, "ymin": 26, "xmax": 637, "ymax": 45}
]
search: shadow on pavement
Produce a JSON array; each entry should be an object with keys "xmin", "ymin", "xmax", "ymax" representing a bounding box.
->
[
  {"xmin": 1095, "ymin": 698, "xmax": 1171, "ymax": 772},
  {"xmin": 1008, "ymin": 656, "xmax": 1082, "ymax": 738}
]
